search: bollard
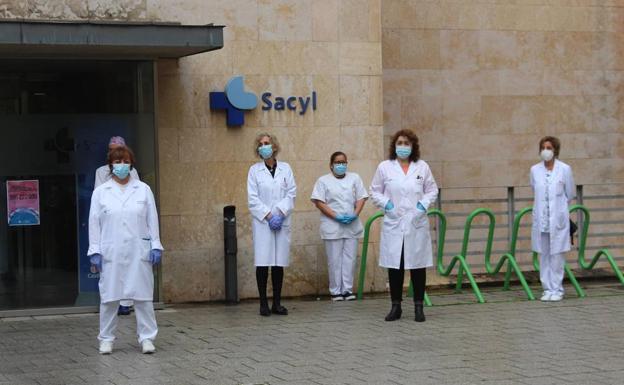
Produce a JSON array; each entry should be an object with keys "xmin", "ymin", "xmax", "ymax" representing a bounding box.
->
[{"xmin": 223, "ymin": 205, "xmax": 238, "ymax": 303}]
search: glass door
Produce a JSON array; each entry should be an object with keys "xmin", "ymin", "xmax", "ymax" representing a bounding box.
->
[{"xmin": 0, "ymin": 60, "xmax": 156, "ymax": 311}]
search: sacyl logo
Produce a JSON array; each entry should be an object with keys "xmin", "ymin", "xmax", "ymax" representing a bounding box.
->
[
  {"xmin": 210, "ymin": 76, "xmax": 258, "ymax": 127},
  {"xmin": 210, "ymin": 76, "xmax": 317, "ymax": 127}
]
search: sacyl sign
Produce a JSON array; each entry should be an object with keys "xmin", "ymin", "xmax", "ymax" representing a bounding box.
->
[{"xmin": 210, "ymin": 76, "xmax": 317, "ymax": 127}]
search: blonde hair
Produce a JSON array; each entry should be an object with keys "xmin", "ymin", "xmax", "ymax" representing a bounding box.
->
[{"xmin": 253, "ymin": 132, "xmax": 281, "ymax": 158}]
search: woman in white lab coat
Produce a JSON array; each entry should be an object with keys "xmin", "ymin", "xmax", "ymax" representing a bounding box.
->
[
  {"xmin": 311, "ymin": 151, "xmax": 368, "ymax": 301},
  {"xmin": 247, "ymin": 133, "xmax": 297, "ymax": 316},
  {"xmin": 530, "ymin": 136, "xmax": 575, "ymax": 302},
  {"xmin": 88, "ymin": 146, "xmax": 164, "ymax": 355},
  {"xmin": 370, "ymin": 129, "xmax": 438, "ymax": 322},
  {"xmin": 94, "ymin": 136, "xmax": 140, "ymax": 317}
]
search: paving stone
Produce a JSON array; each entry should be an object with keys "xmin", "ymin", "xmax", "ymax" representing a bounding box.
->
[{"xmin": 0, "ymin": 282, "xmax": 623, "ymax": 384}]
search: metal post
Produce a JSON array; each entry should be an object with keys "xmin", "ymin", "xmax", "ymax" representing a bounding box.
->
[
  {"xmin": 223, "ymin": 206, "xmax": 238, "ymax": 304},
  {"xmin": 576, "ymin": 185, "xmax": 583, "ymax": 247},
  {"xmin": 503, "ymin": 186, "xmax": 514, "ymax": 290}
]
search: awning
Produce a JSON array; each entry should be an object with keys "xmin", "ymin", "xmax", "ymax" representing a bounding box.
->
[{"xmin": 0, "ymin": 19, "xmax": 224, "ymax": 59}]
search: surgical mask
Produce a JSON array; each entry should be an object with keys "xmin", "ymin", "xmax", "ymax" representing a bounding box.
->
[
  {"xmin": 396, "ymin": 145, "xmax": 412, "ymax": 159},
  {"xmin": 540, "ymin": 149, "xmax": 554, "ymax": 162},
  {"xmin": 112, "ymin": 163, "xmax": 131, "ymax": 179},
  {"xmin": 258, "ymin": 144, "xmax": 273, "ymax": 160},
  {"xmin": 333, "ymin": 163, "xmax": 347, "ymax": 176}
]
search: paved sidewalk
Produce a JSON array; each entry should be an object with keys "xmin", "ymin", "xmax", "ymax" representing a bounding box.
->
[{"xmin": 1, "ymin": 282, "xmax": 624, "ymax": 385}]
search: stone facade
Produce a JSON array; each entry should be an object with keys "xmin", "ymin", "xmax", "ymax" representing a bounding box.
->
[
  {"xmin": 383, "ymin": 0, "xmax": 624, "ymax": 189},
  {"xmin": 2, "ymin": 0, "xmax": 623, "ymax": 303},
  {"xmin": 382, "ymin": 0, "xmax": 624, "ymax": 284}
]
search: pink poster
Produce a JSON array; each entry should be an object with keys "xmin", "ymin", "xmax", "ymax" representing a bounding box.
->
[{"xmin": 7, "ymin": 180, "xmax": 40, "ymax": 226}]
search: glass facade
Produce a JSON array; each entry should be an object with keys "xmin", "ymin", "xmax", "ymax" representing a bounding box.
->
[{"xmin": 0, "ymin": 60, "xmax": 157, "ymax": 311}]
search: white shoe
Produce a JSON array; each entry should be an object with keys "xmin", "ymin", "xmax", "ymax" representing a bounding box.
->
[
  {"xmin": 540, "ymin": 293, "xmax": 551, "ymax": 302},
  {"xmin": 550, "ymin": 294, "xmax": 563, "ymax": 302},
  {"xmin": 141, "ymin": 339, "xmax": 156, "ymax": 354},
  {"xmin": 99, "ymin": 341, "xmax": 113, "ymax": 355}
]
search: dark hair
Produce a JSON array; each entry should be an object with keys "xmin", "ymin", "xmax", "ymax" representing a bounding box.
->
[
  {"xmin": 107, "ymin": 146, "xmax": 135, "ymax": 173},
  {"xmin": 539, "ymin": 136, "xmax": 561, "ymax": 158},
  {"xmin": 389, "ymin": 129, "xmax": 420, "ymax": 162},
  {"xmin": 329, "ymin": 151, "xmax": 347, "ymax": 166}
]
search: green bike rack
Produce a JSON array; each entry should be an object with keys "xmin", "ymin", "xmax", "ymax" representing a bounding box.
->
[
  {"xmin": 502, "ymin": 206, "xmax": 585, "ymax": 298},
  {"xmin": 444, "ymin": 209, "xmax": 485, "ymax": 303},
  {"xmin": 356, "ymin": 211, "xmax": 432, "ymax": 306},
  {"xmin": 474, "ymin": 208, "xmax": 535, "ymax": 300}
]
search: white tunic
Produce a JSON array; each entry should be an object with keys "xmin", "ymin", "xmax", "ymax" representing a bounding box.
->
[
  {"xmin": 87, "ymin": 178, "xmax": 163, "ymax": 303},
  {"xmin": 370, "ymin": 159, "xmax": 438, "ymax": 269},
  {"xmin": 530, "ymin": 159, "xmax": 575, "ymax": 255},
  {"xmin": 94, "ymin": 164, "xmax": 140, "ymax": 188},
  {"xmin": 310, "ymin": 172, "xmax": 368, "ymax": 240},
  {"xmin": 247, "ymin": 161, "xmax": 297, "ymax": 267}
]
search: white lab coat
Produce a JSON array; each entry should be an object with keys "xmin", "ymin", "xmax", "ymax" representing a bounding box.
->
[
  {"xmin": 370, "ymin": 159, "xmax": 438, "ymax": 269},
  {"xmin": 530, "ymin": 159, "xmax": 575, "ymax": 255},
  {"xmin": 94, "ymin": 164, "xmax": 140, "ymax": 188},
  {"xmin": 87, "ymin": 178, "xmax": 163, "ymax": 303},
  {"xmin": 247, "ymin": 161, "xmax": 297, "ymax": 267},
  {"xmin": 310, "ymin": 172, "xmax": 368, "ymax": 240}
]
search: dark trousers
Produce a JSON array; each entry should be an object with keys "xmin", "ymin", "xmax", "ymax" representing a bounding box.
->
[
  {"xmin": 256, "ymin": 266, "xmax": 284, "ymax": 306},
  {"xmin": 388, "ymin": 246, "xmax": 426, "ymax": 303}
]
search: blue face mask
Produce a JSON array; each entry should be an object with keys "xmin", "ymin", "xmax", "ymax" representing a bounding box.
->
[
  {"xmin": 258, "ymin": 144, "xmax": 273, "ymax": 160},
  {"xmin": 333, "ymin": 163, "xmax": 347, "ymax": 176},
  {"xmin": 395, "ymin": 145, "xmax": 412, "ymax": 159},
  {"xmin": 112, "ymin": 163, "xmax": 131, "ymax": 179}
]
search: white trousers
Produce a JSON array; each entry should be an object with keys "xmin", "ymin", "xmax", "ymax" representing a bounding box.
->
[
  {"xmin": 120, "ymin": 300, "xmax": 133, "ymax": 307},
  {"xmin": 98, "ymin": 300, "xmax": 158, "ymax": 344},
  {"xmin": 539, "ymin": 233, "xmax": 565, "ymax": 296},
  {"xmin": 324, "ymin": 238, "xmax": 358, "ymax": 296}
]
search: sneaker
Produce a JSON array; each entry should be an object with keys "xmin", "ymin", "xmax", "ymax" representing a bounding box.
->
[
  {"xmin": 331, "ymin": 294, "xmax": 344, "ymax": 302},
  {"xmin": 343, "ymin": 292, "xmax": 356, "ymax": 301},
  {"xmin": 117, "ymin": 305, "xmax": 131, "ymax": 316},
  {"xmin": 141, "ymin": 339, "xmax": 156, "ymax": 354},
  {"xmin": 549, "ymin": 293, "xmax": 563, "ymax": 302},
  {"xmin": 99, "ymin": 341, "xmax": 113, "ymax": 355},
  {"xmin": 540, "ymin": 293, "xmax": 551, "ymax": 302}
]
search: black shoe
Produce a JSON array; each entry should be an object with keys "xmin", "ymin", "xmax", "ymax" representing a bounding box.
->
[
  {"xmin": 271, "ymin": 304, "xmax": 288, "ymax": 315},
  {"xmin": 117, "ymin": 305, "xmax": 131, "ymax": 316},
  {"xmin": 414, "ymin": 303, "xmax": 425, "ymax": 322},
  {"xmin": 384, "ymin": 303, "xmax": 402, "ymax": 321},
  {"xmin": 343, "ymin": 292, "xmax": 356, "ymax": 301},
  {"xmin": 259, "ymin": 304, "xmax": 271, "ymax": 317}
]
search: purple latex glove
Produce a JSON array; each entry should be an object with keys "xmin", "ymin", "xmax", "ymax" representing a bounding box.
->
[{"xmin": 150, "ymin": 249, "xmax": 162, "ymax": 266}]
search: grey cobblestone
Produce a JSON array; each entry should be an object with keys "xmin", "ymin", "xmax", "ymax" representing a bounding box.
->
[{"xmin": 0, "ymin": 282, "xmax": 623, "ymax": 384}]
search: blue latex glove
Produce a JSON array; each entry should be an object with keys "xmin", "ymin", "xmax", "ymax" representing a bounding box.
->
[
  {"xmin": 384, "ymin": 201, "xmax": 394, "ymax": 211},
  {"xmin": 150, "ymin": 249, "xmax": 162, "ymax": 266},
  {"xmin": 345, "ymin": 214, "xmax": 358, "ymax": 224},
  {"xmin": 269, "ymin": 215, "xmax": 283, "ymax": 231},
  {"xmin": 417, "ymin": 202, "xmax": 426, "ymax": 212},
  {"xmin": 335, "ymin": 214, "xmax": 349, "ymax": 224},
  {"xmin": 90, "ymin": 254, "xmax": 102, "ymax": 273}
]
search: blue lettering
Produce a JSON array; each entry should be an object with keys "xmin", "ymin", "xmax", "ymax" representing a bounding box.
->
[
  {"xmin": 312, "ymin": 91, "xmax": 317, "ymax": 110},
  {"xmin": 261, "ymin": 92, "xmax": 272, "ymax": 111},
  {"xmin": 299, "ymin": 96, "xmax": 310, "ymax": 115},
  {"xmin": 287, "ymin": 97, "xmax": 297, "ymax": 111},
  {"xmin": 274, "ymin": 97, "xmax": 285, "ymax": 110}
]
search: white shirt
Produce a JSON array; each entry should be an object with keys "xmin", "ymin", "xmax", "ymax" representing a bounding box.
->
[
  {"xmin": 541, "ymin": 170, "xmax": 553, "ymax": 233},
  {"xmin": 311, "ymin": 172, "xmax": 368, "ymax": 240}
]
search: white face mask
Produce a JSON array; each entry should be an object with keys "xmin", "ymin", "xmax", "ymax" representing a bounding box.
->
[{"xmin": 540, "ymin": 149, "xmax": 554, "ymax": 162}]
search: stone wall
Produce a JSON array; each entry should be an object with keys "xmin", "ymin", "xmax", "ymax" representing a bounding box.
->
[
  {"xmin": 153, "ymin": 0, "xmax": 385, "ymax": 302},
  {"xmin": 382, "ymin": 0, "xmax": 624, "ymax": 189},
  {"xmin": 382, "ymin": 0, "xmax": 624, "ymax": 284},
  {"xmin": 1, "ymin": 0, "xmax": 385, "ymax": 302}
]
